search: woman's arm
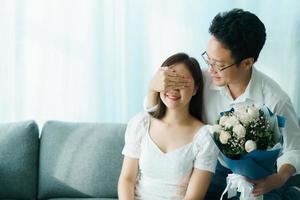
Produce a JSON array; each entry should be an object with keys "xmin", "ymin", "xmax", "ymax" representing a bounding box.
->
[
  {"xmin": 183, "ymin": 168, "xmax": 214, "ymax": 200},
  {"xmin": 118, "ymin": 156, "xmax": 139, "ymax": 200}
]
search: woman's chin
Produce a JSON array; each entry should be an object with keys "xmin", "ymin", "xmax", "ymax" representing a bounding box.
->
[{"xmin": 164, "ymin": 100, "xmax": 181, "ymax": 109}]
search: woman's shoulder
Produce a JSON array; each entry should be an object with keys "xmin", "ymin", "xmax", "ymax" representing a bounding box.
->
[
  {"xmin": 192, "ymin": 124, "xmax": 220, "ymax": 173},
  {"xmin": 125, "ymin": 112, "xmax": 150, "ymax": 139},
  {"xmin": 193, "ymin": 124, "xmax": 217, "ymax": 149},
  {"xmin": 128, "ymin": 112, "xmax": 151, "ymax": 127}
]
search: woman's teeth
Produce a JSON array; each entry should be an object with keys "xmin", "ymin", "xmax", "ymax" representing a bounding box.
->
[{"xmin": 166, "ymin": 95, "xmax": 181, "ymax": 101}]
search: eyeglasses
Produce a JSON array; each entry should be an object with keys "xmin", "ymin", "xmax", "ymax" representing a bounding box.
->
[{"xmin": 201, "ymin": 51, "xmax": 236, "ymax": 73}]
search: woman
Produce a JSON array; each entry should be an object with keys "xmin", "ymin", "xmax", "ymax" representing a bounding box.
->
[{"xmin": 118, "ymin": 53, "xmax": 219, "ymax": 200}]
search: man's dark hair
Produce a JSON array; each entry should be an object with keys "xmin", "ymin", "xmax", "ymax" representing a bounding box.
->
[
  {"xmin": 209, "ymin": 8, "xmax": 266, "ymax": 63},
  {"xmin": 150, "ymin": 53, "xmax": 204, "ymax": 121}
]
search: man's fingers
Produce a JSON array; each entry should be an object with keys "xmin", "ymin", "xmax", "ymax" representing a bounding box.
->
[
  {"xmin": 164, "ymin": 70, "xmax": 186, "ymax": 78},
  {"xmin": 167, "ymin": 76, "xmax": 191, "ymax": 83},
  {"xmin": 167, "ymin": 72, "xmax": 185, "ymax": 78},
  {"xmin": 253, "ymin": 191, "xmax": 263, "ymax": 197},
  {"xmin": 165, "ymin": 85, "xmax": 188, "ymax": 91},
  {"xmin": 252, "ymin": 183, "xmax": 269, "ymax": 197},
  {"xmin": 167, "ymin": 81, "xmax": 191, "ymax": 88},
  {"xmin": 252, "ymin": 187, "xmax": 262, "ymax": 196},
  {"xmin": 252, "ymin": 186, "xmax": 267, "ymax": 197},
  {"xmin": 166, "ymin": 80, "xmax": 191, "ymax": 88},
  {"xmin": 161, "ymin": 66, "xmax": 189, "ymax": 79}
]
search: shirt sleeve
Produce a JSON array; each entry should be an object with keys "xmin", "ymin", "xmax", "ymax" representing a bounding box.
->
[
  {"xmin": 275, "ymin": 97, "xmax": 300, "ymax": 175},
  {"xmin": 193, "ymin": 126, "xmax": 220, "ymax": 173},
  {"xmin": 122, "ymin": 112, "xmax": 149, "ymax": 159},
  {"xmin": 143, "ymin": 96, "xmax": 159, "ymax": 113}
]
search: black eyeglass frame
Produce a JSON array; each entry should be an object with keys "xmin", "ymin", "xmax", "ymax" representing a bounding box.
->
[{"xmin": 201, "ymin": 51, "xmax": 237, "ymax": 72}]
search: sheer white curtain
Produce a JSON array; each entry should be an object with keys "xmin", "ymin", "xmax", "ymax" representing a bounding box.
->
[{"xmin": 0, "ymin": 0, "xmax": 299, "ymax": 125}]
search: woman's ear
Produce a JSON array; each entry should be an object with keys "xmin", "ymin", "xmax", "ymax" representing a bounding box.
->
[{"xmin": 193, "ymin": 85, "xmax": 198, "ymax": 96}]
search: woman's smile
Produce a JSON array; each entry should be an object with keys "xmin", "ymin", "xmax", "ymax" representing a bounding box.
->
[{"xmin": 165, "ymin": 91, "xmax": 181, "ymax": 101}]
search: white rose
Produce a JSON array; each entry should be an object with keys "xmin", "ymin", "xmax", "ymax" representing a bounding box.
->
[
  {"xmin": 219, "ymin": 116, "xmax": 229, "ymax": 126},
  {"xmin": 245, "ymin": 140, "xmax": 257, "ymax": 153},
  {"xmin": 224, "ymin": 115, "xmax": 239, "ymax": 129},
  {"xmin": 247, "ymin": 106, "xmax": 260, "ymax": 120},
  {"xmin": 213, "ymin": 124, "xmax": 222, "ymax": 133},
  {"xmin": 219, "ymin": 130, "xmax": 231, "ymax": 144},
  {"xmin": 239, "ymin": 114, "xmax": 252, "ymax": 125},
  {"xmin": 234, "ymin": 105, "xmax": 247, "ymax": 117},
  {"xmin": 233, "ymin": 124, "xmax": 246, "ymax": 139}
]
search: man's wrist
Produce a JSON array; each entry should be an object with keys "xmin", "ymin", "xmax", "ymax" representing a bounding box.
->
[
  {"xmin": 148, "ymin": 88, "xmax": 159, "ymax": 98},
  {"xmin": 145, "ymin": 89, "xmax": 159, "ymax": 110}
]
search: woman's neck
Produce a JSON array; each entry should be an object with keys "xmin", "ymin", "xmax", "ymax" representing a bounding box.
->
[{"xmin": 162, "ymin": 107, "xmax": 191, "ymax": 126}]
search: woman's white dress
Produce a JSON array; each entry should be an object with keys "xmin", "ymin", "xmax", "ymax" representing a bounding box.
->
[{"xmin": 122, "ymin": 112, "xmax": 219, "ymax": 200}]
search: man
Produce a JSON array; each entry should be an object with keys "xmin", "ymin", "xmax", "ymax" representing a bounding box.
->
[{"xmin": 144, "ymin": 9, "xmax": 300, "ymax": 199}]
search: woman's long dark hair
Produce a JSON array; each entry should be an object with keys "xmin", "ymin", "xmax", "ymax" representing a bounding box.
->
[{"xmin": 150, "ymin": 53, "xmax": 204, "ymax": 121}]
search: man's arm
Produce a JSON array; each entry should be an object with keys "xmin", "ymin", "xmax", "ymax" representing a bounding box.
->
[
  {"xmin": 250, "ymin": 97, "xmax": 300, "ymax": 196},
  {"xmin": 276, "ymin": 97, "xmax": 300, "ymax": 174},
  {"xmin": 146, "ymin": 90, "xmax": 159, "ymax": 110}
]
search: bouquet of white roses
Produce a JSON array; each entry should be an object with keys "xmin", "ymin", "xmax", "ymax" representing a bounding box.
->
[{"xmin": 213, "ymin": 105, "xmax": 285, "ymax": 200}]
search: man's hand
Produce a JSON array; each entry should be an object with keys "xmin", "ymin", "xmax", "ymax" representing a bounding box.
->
[
  {"xmin": 249, "ymin": 173, "xmax": 286, "ymax": 197},
  {"xmin": 249, "ymin": 164, "xmax": 295, "ymax": 197},
  {"xmin": 149, "ymin": 66, "xmax": 191, "ymax": 92}
]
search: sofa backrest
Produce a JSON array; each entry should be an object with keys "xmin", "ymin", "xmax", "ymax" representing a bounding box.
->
[
  {"xmin": 0, "ymin": 120, "xmax": 39, "ymax": 199},
  {"xmin": 38, "ymin": 121, "xmax": 126, "ymax": 199}
]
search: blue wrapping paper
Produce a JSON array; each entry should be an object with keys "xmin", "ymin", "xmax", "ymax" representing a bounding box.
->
[{"xmin": 221, "ymin": 148, "xmax": 281, "ymax": 180}]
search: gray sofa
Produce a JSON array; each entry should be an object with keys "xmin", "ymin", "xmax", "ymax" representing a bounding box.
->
[
  {"xmin": 0, "ymin": 120, "xmax": 126, "ymax": 199},
  {"xmin": 0, "ymin": 120, "xmax": 299, "ymax": 199}
]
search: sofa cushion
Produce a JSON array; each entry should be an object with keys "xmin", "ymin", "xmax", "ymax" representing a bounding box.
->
[
  {"xmin": 38, "ymin": 121, "xmax": 126, "ymax": 199},
  {"xmin": 0, "ymin": 120, "xmax": 39, "ymax": 198}
]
